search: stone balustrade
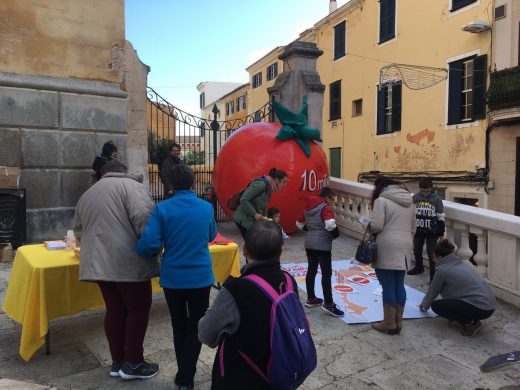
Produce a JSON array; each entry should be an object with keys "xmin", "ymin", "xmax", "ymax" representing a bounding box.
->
[{"xmin": 329, "ymin": 177, "xmax": 520, "ymax": 307}]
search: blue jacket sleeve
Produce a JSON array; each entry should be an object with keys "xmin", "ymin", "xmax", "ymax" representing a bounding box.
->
[
  {"xmin": 137, "ymin": 206, "xmax": 163, "ymax": 256},
  {"xmin": 209, "ymin": 208, "xmax": 217, "ymax": 242}
]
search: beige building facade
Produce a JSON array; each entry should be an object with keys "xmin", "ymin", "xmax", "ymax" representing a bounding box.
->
[
  {"xmin": 246, "ymin": 46, "xmax": 284, "ymax": 117},
  {"xmin": 487, "ymin": 0, "xmax": 520, "ymax": 215}
]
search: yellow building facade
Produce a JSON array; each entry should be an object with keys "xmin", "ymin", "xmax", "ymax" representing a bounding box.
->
[
  {"xmin": 312, "ymin": 0, "xmax": 492, "ymax": 203},
  {"xmin": 246, "ymin": 46, "xmax": 285, "ymax": 117},
  {"xmin": 222, "ymin": 83, "xmax": 249, "ymax": 122}
]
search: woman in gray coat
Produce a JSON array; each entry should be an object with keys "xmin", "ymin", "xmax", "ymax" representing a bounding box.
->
[
  {"xmin": 74, "ymin": 160, "xmax": 160, "ymax": 380},
  {"xmin": 369, "ymin": 176, "xmax": 416, "ymax": 335}
]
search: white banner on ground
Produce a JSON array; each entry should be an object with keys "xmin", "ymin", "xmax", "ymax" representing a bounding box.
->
[{"xmin": 282, "ymin": 259, "xmax": 437, "ymax": 324}]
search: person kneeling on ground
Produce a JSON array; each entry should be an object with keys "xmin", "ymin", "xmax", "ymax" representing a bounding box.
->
[
  {"xmin": 420, "ymin": 239, "xmax": 496, "ymax": 337},
  {"xmin": 198, "ymin": 220, "xmax": 315, "ymax": 389}
]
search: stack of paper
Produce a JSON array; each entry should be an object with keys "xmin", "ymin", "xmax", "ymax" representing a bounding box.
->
[{"xmin": 44, "ymin": 240, "xmax": 67, "ymax": 250}]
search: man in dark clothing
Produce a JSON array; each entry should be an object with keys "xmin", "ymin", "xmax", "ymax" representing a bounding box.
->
[
  {"xmin": 198, "ymin": 221, "xmax": 309, "ymax": 390},
  {"xmin": 408, "ymin": 177, "xmax": 445, "ymax": 281},
  {"xmin": 160, "ymin": 143, "xmax": 181, "ymax": 199},
  {"xmin": 92, "ymin": 141, "xmax": 118, "ymax": 181}
]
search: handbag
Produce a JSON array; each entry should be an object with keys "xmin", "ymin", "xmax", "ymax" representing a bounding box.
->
[{"xmin": 355, "ymin": 226, "xmax": 377, "ymax": 264}]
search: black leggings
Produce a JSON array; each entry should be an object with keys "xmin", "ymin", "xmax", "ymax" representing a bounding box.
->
[
  {"xmin": 163, "ymin": 286, "xmax": 211, "ymax": 387},
  {"xmin": 431, "ymin": 299, "xmax": 494, "ymax": 325},
  {"xmin": 305, "ymin": 249, "xmax": 333, "ymax": 305}
]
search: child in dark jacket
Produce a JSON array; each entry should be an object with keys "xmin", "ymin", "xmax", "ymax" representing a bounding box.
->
[{"xmin": 296, "ymin": 187, "xmax": 343, "ymax": 317}]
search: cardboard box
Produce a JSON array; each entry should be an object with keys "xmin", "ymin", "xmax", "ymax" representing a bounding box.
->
[{"xmin": 0, "ymin": 167, "xmax": 20, "ymax": 189}]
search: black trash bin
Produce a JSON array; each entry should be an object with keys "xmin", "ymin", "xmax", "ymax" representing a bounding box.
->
[{"xmin": 0, "ymin": 188, "xmax": 27, "ymax": 249}]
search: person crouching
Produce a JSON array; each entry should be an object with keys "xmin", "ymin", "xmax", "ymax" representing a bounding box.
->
[{"xmin": 420, "ymin": 239, "xmax": 496, "ymax": 337}]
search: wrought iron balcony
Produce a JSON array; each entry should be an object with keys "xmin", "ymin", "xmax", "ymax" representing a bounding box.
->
[{"xmin": 488, "ymin": 66, "xmax": 520, "ymax": 111}]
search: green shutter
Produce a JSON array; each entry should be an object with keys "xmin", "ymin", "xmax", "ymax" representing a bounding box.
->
[
  {"xmin": 447, "ymin": 60, "xmax": 463, "ymax": 125},
  {"xmin": 392, "ymin": 82, "xmax": 402, "ymax": 131},
  {"xmin": 330, "ymin": 148, "xmax": 341, "ymax": 178},
  {"xmin": 377, "ymin": 86, "xmax": 386, "ymax": 134},
  {"xmin": 472, "ymin": 54, "xmax": 487, "ymax": 120}
]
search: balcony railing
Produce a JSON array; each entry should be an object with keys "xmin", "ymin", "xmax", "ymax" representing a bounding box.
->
[
  {"xmin": 329, "ymin": 177, "xmax": 520, "ymax": 307},
  {"xmin": 488, "ymin": 66, "xmax": 520, "ymax": 111}
]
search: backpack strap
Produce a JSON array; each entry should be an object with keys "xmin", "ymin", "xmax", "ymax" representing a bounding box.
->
[
  {"xmin": 243, "ymin": 272, "xmax": 295, "ymax": 300},
  {"xmin": 243, "ymin": 274, "xmax": 278, "ymax": 301}
]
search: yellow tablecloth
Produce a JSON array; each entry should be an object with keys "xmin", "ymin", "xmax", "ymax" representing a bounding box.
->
[{"xmin": 2, "ymin": 242, "xmax": 240, "ymax": 362}]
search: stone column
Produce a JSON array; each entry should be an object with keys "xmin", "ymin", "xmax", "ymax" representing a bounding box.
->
[
  {"xmin": 267, "ymin": 41, "xmax": 325, "ymax": 136},
  {"xmin": 123, "ymin": 41, "xmax": 151, "ymax": 186}
]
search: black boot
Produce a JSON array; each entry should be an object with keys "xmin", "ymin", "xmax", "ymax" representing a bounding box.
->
[{"xmin": 407, "ymin": 267, "xmax": 424, "ymax": 275}]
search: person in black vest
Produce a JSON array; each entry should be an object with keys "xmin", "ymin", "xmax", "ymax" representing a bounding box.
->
[
  {"xmin": 198, "ymin": 220, "xmax": 299, "ymax": 390},
  {"xmin": 408, "ymin": 177, "xmax": 445, "ymax": 281}
]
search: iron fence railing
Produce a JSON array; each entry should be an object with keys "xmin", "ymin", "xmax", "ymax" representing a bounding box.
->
[{"xmin": 146, "ymin": 87, "xmax": 272, "ymax": 221}]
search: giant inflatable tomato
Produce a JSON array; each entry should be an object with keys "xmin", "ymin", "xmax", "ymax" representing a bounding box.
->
[{"xmin": 213, "ymin": 115, "xmax": 330, "ymax": 234}]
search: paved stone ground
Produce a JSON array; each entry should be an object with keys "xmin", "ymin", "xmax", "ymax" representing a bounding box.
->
[{"xmin": 1, "ymin": 222, "xmax": 520, "ymax": 389}]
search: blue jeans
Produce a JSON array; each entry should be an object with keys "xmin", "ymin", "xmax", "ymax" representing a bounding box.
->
[{"xmin": 374, "ymin": 269, "xmax": 406, "ymax": 307}]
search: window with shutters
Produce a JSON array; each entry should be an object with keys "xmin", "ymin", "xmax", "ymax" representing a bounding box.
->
[
  {"xmin": 237, "ymin": 95, "xmax": 246, "ymax": 112},
  {"xmin": 334, "ymin": 21, "xmax": 346, "ymax": 60},
  {"xmin": 352, "ymin": 99, "xmax": 363, "ymax": 117},
  {"xmin": 329, "ymin": 80, "xmax": 342, "ymax": 121},
  {"xmin": 450, "ymin": 0, "xmax": 478, "ymax": 13},
  {"xmin": 225, "ymin": 101, "xmax": 234, "ymax": 116},
  {"xmin": 377, "ymin": 82, "xmax": 402, "ymax": 135},
  {"xmin": 266, "ymin": 63, "xmax": 278, "ymax": 81},
  {"xmin": 252, "ymin": 72, "xmax": 262, "ymax": 88},
  {"xmin": 379, "ymin": 0, "xmax": 396, "ymax": 44},
  {"xmin": 447, "ymin": 54, "xmax": 487, "ymax": 125}
]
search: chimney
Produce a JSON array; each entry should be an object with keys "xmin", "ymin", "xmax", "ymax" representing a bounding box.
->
[{"xmin": 329, "ymin": 0, "xmax": 337, "ymax": 14}]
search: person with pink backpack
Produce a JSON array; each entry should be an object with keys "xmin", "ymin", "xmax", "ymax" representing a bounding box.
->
[{"xmin": 198, "ymin": 220, "xmax": 317, "ymax": 390}]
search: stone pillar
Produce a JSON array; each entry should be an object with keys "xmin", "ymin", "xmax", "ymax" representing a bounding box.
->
[
  {"xmin": 123, "ymin": 41, "xmax": 151, "ymax": 186},
  {"xmin": 267, "ymin": 41, "xmax": 325, "ymax": 135}
]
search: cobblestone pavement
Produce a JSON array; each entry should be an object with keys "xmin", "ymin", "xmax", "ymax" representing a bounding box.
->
[{"xmin": 1, "ymin": 222, "xmax": 520, "ymax": 389}]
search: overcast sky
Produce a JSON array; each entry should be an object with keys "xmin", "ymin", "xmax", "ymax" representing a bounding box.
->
[{"xmin": 125, "ymin": 0, "xmax": 350, "ymax": 115}]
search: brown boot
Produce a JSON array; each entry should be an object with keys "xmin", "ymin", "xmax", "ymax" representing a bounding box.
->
[
  {"xmin": 395, "ymin": 305, "xmax": 405, "ymax": 334},
  {"xmin": 372, "ymin": 304, "xmax": 397, "ymax": 335}
]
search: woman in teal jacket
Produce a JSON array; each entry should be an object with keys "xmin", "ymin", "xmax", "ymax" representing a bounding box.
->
[
  {"xmin": 137, "ymin": 165, "xmax": 217, "ymax": 390},
  {"xmin": 232, "ymin": 167, "xmax": 287, "ymax": 238}
]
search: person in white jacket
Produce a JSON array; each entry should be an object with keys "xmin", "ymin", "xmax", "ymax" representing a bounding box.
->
[{"xmin": 369, "ymin": 176, "xmax": 416, "ymax": 335}]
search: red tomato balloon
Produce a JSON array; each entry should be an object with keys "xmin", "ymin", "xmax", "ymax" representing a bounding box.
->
[{"xmin": 213, "ymin": 122, "xmax": 330, "ymax": 233}]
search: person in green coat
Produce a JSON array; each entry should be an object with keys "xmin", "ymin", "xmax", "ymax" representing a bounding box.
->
[{"xmin": 232, "ymin": 167, "xmax": 287, "ymax": 238}]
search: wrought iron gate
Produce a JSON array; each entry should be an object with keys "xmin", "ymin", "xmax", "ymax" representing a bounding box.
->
[{"xmin": 146, "ymin": 87, "xmax": 272, "ymax": 221}]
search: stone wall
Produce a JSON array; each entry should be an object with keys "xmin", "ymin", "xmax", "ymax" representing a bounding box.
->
[
  {"xmin": 0, "ymin": 72, "xmax": 128, "ymax": 242},
  {"xmin": 0, "ymin": 0, "xmax": 124, "ymax": 83}
]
